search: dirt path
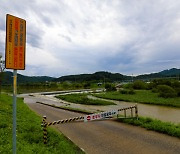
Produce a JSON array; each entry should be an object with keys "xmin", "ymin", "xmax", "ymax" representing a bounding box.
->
[{"xmin": 25, "ymin": 96, "xmax": 180, "ymax": 154}]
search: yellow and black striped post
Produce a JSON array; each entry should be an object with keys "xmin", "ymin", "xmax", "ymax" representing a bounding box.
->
[{"xmin": 42, "ymin": 116, "xmax": 48, "ymax": 144}]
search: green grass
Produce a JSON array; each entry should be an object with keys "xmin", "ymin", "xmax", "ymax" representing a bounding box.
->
[
  {"xmin": 0, "ymin": 94, "xmax": 84, "ymax": 153},
  {"xmin": 94, "ymin": 90, "xmax": 180, "ymax": 108},
  {"xmin": 117, "ymin": 117, "xmax": 180, "ymax": 138},
  {"xmin": 55, "ymin": 94, "xmax": 115, "ymax": 105},
  {"xmin": 36, "ymin": 101, "xmax": 94, "ymax": 114}
]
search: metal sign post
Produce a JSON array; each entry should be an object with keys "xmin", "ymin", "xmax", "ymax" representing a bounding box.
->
[
  {"xmin": 5, "ymin": 14, "xmax": 26, "ymax": 154},
  {"xmin": 12, "ymin": 70, "xmax": 17, "ymax": 153}
]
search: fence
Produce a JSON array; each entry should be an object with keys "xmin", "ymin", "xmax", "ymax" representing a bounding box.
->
[{"xmin": 41, "ymin": 104, "xmax": 138, "ymax": 144}]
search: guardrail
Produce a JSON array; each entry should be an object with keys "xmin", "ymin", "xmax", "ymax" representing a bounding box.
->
[{"xmin": 41, "ymin": 104, "xmax": 138, "ymax": 144}]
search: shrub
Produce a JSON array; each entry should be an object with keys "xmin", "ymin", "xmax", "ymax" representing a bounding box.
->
[
  {"xmin": 128, "ymin": 89, "xmax": 135, "ymax": 95},
  {"xmin": 132, "ymin": 80, "xmax": 147, "ymax": 90},
  {"xmin": 74, "ymin": 83, "xmax": 82, "ymax": 88},
  {"xmin": 122, "ymin": 83, "xmax": 133, "ymax": 89},
  {"xmin": 175, "ymin": 88, "xmax": 180, "ymax": 97},
  {"xmin": 152, "ymin": 88, "xmax": 158, "ymax": 93},
  {"xmin": 83, "ymin": 82, "xmax": 91, "ymax": 89},
  {"xmin": 105, "ymin": 83, "xmax": 116, "ymax": 91},
  {"xmin": 171, "ymin": 81, "xmax": 180, "ymax": 89},
  {"xmin": 147, "ymin": 82, "xmax": 157, "ymax": 90},
  {"xmin": 120, "ymin": 89, "xmax": 128, "ymax": 94},
  {"xmin": 157, "ymin": 85, "xmax": 177, "ymax": 98},
  {"xmin": 119, "ymin": 89, "xmax": 135, "ymax": 95}
]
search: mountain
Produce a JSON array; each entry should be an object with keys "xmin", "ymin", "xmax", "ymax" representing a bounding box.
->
[
  {"xmin": 135, "ymin": 68, "xmax": 180, "ymax": 80},
  {"xmin": 54, "ymin": 71, "xmax": 131, "ymax": 82},
  {"xmin": 1, "ymin": 71, "xmax": 56, "ymax": 85},
  {"xmin": 54, "ymin": 68, "xmax": 180, "ymax": 82},
  {"xmin": 159, "ymin": 68, "xmax": 180, "ymax": 76},
  {"xmin": 1, "ymin": 68, "xmax": 179, "ymax": 85}
]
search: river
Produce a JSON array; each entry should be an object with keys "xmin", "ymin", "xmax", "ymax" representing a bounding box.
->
[
  {"xmin": 87, "ymin": 95, "xmax": 180, "ymax": 124},
  {"xmin": 37, "ymin": 92, "xmax": 180, "ymax": 124}
]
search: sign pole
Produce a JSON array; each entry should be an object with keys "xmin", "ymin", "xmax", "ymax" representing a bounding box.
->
[
  {"xmin": 5, "ymin": 14, "xmax": 26, "ymax": 153},
  {"xmin": 13, "ymin": 69, "xmax": 17, "ymax": 154}
]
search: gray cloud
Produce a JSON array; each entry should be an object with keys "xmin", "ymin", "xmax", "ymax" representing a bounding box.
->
[
  {"xmin": 58, "ymin": 34, "xmax": 72, "ymax": 42},
  {"xmin": 27, "ymin": 28, "xmax": 44, "ymax": 48},
  {"xmin": 0, "ymin": 0, "xmax": 180, "ymax": 77}
]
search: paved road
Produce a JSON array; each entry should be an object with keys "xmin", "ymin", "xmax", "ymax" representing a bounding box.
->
[{"xmin": 24, "ymin": 96, "xmax": 180, "ymax": 154}]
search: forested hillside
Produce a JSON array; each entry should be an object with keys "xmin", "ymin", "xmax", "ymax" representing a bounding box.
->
[
  {"xmin": 1, "ymin": 71, "xmax": 55, "ymax": 85},
  {"xmin": 1, "ymin": 68, "xmax": 179, "ymax": 85}
]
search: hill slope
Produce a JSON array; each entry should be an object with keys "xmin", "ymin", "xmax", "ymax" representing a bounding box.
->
[
  {"xmin": 136, "ymin": 68, "xmax": 180, "ymax": 80},
  {"xmin": 54, "ymin": 71, "xmax": 131, "ymax": 82},
  {"xmin": 1, "ymin": 68, "xmax": 179, "ymax": 84},
  {"xmin": 54, "ymin": 68, "xmax": 180, "ymax": 82},
  {"xmin": 1, "ymin": 71, "xmax": 55, "ymax": 85}
]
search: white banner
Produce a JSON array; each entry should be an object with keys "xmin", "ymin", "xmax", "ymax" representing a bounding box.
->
[{"xmin": 84, "ymin": 110, "xmax": 118, "ymax": 122}]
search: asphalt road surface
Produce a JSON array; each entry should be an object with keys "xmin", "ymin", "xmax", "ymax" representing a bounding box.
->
[{"xmin": 25, "ymin": 96, "xmax": 180, "ymax": 154}]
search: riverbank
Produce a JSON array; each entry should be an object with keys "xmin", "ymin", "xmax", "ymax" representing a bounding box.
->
[
  {"xmin": 117, "ymin": 117, "xmax": 180, "ymax": 138},
  {"xmin": 35, "ymin": 93, "xmax": 180, "ymax": 124},
  {"xmin": 93, "ymin": 90, "xmax": 180, "ymax": 108}
]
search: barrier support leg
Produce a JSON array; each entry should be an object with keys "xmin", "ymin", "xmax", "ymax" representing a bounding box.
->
[
  {"xmin": 42, "ymin": 116, "xmax": 48, "ymax": 144},
  {"xmin": 135, "ymin": 104, "xmax": 138, "ymax": 120},
  {"xmin": 124, "ymin": 110, "xmax": 126, "ymax": 118},
  {"xmin": 131, "ymin": 108, "xmax": 133, "ymax": 117},
  {"xmin": 117, "ymin": 111, "xmax": 119, "ymax": 118}
]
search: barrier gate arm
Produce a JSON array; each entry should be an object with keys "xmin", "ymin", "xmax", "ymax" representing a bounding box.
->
[{"xmin": 42, "ymin": 104, "xmax": 138, "ymax": 144}]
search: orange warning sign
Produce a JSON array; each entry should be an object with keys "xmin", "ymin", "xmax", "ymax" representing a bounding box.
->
[{"xmin": 5, "ymin": 14, "xmax": 26, "ymax": 70}]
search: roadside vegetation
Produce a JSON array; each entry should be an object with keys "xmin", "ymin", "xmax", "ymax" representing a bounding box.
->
[
  {"xmin": 0, "ymin": 94, "xmax": 83, "ymax": 153},
  {"xmin": 55, "ymin": 94, "xmax": 115, "ymax": 105},
  {"xmin": 117, "ymin": 117, "xmax": 180, "ymax": 138},
  {"xmin": 94, "ymin": 79, "xmax": 180, "ymax": 108},
  {"xmin": 94, "ymin": 90, "xmax": 180, "ymax": 107}
]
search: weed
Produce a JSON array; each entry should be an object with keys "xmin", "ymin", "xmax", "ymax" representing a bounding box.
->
[{"xmin": 0, "ymin": 94, "xmax": 84, "ymax": 153}]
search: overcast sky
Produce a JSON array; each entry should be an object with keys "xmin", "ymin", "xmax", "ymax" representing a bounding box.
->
[{"xmin": 0, "ymin": 0, "xmax": 180, "ymax": 77}]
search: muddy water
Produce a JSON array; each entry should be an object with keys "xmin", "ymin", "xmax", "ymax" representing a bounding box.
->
[{"xmin": 88, "ymin": 96, "xmax": 180, "ymax": 124}]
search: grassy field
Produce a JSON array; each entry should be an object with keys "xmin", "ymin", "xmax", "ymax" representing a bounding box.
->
[
  {"xmin": 55, "ymin": 94, "xmax": 115, "ymax": 105},
  {"xmin": 117, "ymin": 117, "xmax": 180, "ymax": 138},
  {"xmin": 0, "ymin": 94, "xmax": 83, "ymax": 153},
  {"xmin": 94, "ymin": 90, "xmax": 180, "ymax": 108}
]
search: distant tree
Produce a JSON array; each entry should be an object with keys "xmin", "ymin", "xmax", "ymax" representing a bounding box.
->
[
  {"xmin": 119, "ymin": 88, "xmax": 135, "ymax": 95},
  {"xmin": 157, "ymin": 85, "xmax": 177, "ymax": 98},
  {"xmin": 83, "ymin": 82, "xmax": 91, "ymax": 89},
  {"xmin": 122, "ymin": 83, "xmax": 133, "ymax": 89},
  {"xmin": 61, "ymin": 82, "xmax": 70, "ymax": 89},
  {"xmin": 132, "ymin": 80, "xmax": 147, "ymax": 89},
  {"xmin": 105, "ymin": 83, "xmax": 116, "ymax": 91}
]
